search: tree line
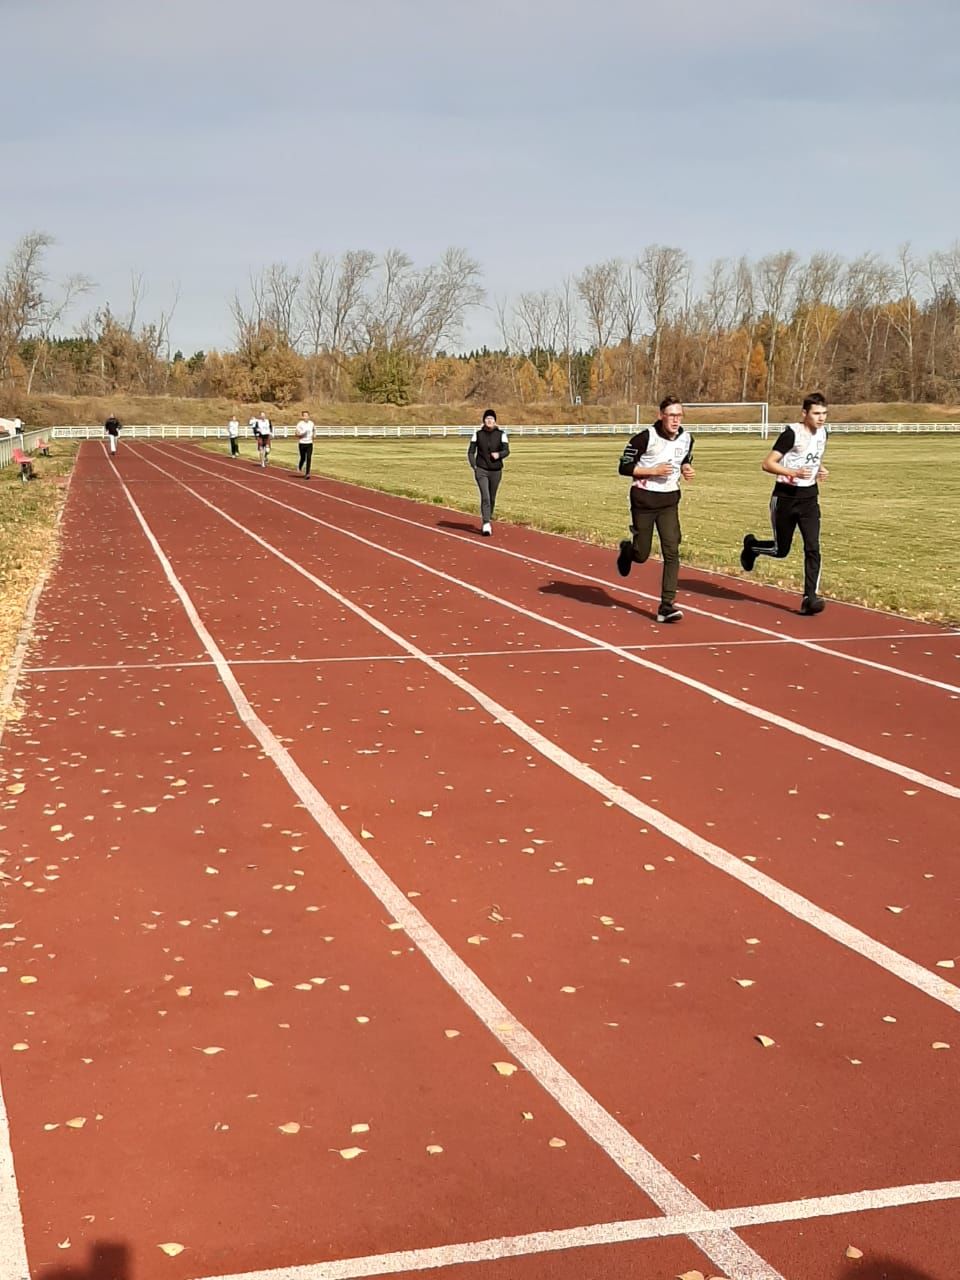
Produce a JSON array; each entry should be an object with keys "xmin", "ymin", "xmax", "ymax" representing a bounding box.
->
[{"xmin": 3, "ymin": 231, "xmax": 960, "ymax": 408}]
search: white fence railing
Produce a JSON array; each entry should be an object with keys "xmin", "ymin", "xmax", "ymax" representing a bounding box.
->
[
  {"xmin": 49, "ymin": 421, "xmax": 960, "ymax": 441},
  {"xmin": 0, "ymin": 429, "xmax": 49, "ymax": 469}
]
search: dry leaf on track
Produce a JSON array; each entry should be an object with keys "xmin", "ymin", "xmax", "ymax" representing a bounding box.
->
[
  {"xmin": 845, "ymin": 1245, "xmax": 863, "ymax": 1259},
  {"xmin": 754, "ymin": 1035, "xmax": 776, "ymax": 1048},
  {"xmin": 158, "ymin": 1243, "xmax": 185, "ymax": 1257},
  {"xmin": 278, "ymin": 1123, "xmax": 301, "ymax": 1134},
  {"xmin": 493, "ymin": 1062, "xmax": 518, "ymax": 1076},
  {"xmin": 335, "ymin": 1146, "xmax": 365, "ymax": 1160}
]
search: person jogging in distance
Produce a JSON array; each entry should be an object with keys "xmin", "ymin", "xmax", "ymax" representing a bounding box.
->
[
  {"xmin": 739, "ymin": 392, "xmax": 830, "ymax": 615},
  {"xmin": 468, "ymin": 408, "xmax": 509, "ymax": 536},
  {"xmin": 296, "ymin": 410, "xmax": 315, "ymax": 478},
  {"xmin": 227, "ymin": 414, "xmax": 240, "ymax": 457},
  {"xmin": 254, "ymin": 412, "xmax": 272, "ymax": 466},
  {"xmin": 104, "ymin": 414, "xmax": 122, "ymax": 455},
  {"xmin": 615, "ymin": 395, "xmax": 695, "ymax": 623}
]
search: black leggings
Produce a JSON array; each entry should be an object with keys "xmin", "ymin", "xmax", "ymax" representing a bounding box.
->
[
  {"xmin": 298, "ymin": 443, "xmax": 313, "ymax": 476},
  {"xmin": 753, "ymin": 487, "xmax": 821, "ymax": 599}
]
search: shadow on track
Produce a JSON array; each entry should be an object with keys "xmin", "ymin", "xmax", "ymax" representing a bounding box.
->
[
  {"xmin": 539, "ymin": 580, "xmax": 655, "ymax": 620},
  {"xmin": 680, "ymin": 574, "xmax": 800, "ymax": 616},
  {"xmin": 436, "ymin": 519, "xmax": 482, "ymax": 535},
  {"xmin": 838, "ymin": 1258, "xmax": 942, "ymax": 1279},
  {"xmin": 39, "ymin": 1241, "xmax": 131, "ymax": 1280}
]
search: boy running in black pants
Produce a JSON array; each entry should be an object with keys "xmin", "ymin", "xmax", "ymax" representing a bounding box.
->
[
  {"xmin": 739, "ymin": 392, "xmax": 830, "ymax": 615},
  {"xmin": 615, "ymin": 395, "xmax": 695, "ymax": 623}
]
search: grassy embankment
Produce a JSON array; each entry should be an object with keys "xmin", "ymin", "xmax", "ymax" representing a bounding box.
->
[
  {"xmin": 13, "ymin": 393, "xmax": 960, "ymax": 428},
  {"xmin": 0, "ymin": 443, "xmax": 79, "ymax": 687},
  {"xmin": 219, "ymin": 434, "xmax": 960, "ymax": 624}
]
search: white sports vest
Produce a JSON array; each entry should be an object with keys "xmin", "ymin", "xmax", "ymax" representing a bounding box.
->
[{"xmin": 631, "ymin": 428, "xmax": 691, "ymax": 493}]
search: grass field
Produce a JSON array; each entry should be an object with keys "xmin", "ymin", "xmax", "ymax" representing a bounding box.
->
[
  {"xmin": 0, "ymin": 443, "xmax": 78, "ymax": 684},
  {"xmin": 216, "ymin": 434, "xmax": 960, "ymax": 623}
]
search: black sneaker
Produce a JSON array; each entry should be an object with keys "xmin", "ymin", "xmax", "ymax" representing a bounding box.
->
[
  {"xmin": 740, "ymin": 534, "xmax": 758, "ymax": 572},
  {"xmin": 799, "ymin": 596, "xmax": 826, "ymax": 615},
  {"xmin": 656, "ymin": 603, "xmax": 683, "ymax": 624},
  {"xmin": 616, "ymin": 539, "xmax": 633, "ymax": 577}
]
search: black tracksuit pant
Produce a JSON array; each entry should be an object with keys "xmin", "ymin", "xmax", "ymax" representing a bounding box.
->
[{"xmin": 753, "ymin": 485, "xmax": 821, "ymax": 599}]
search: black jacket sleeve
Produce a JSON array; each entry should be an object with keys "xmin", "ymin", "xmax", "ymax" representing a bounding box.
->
[{"xmin": 618, "ymin": 430, "xmax": 648, "ymax": 477}]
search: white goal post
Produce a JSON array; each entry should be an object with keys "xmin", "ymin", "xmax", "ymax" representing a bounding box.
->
[{"xmin": 682, "ymin": 401, "xmax": 770, "ymax": 437}]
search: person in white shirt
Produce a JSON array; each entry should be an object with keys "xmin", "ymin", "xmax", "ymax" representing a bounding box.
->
[
  {"xmin": 254, "ymin": 414, "xmax": 272, "ymax": 466},
  {"xmin": 739, "ymin": 392, "xmax": 830, "ymax": 615},
  {"xmin": 615, "ymin": 395, "xmax": 695, "ymax": 624},
  {"xmin": 295, "ymin": 411, "xmax": 315, "ymax": 478},
  {"xmin": 227, "ymin": 415, "xmax": 240, "ymax": 457}
]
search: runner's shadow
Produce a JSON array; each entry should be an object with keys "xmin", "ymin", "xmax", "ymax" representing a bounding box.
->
[
  {"xmin": 436, "ymin": 519, "xmax": 481, "ymax": 535},
  {"xmin": 539, "ymin": 580, "xmax": 654, "ymax": 620},
  {"xmin": 680, "ymin": 575, "xmax": 799, "ymax": 616},
  {"xmin": 838, "ymin": 1259, "xmax": 940, "ymax": 1279},
  {"xmin": 38, "ymin": 1241, "xmax": 131, "ymax": 1280}
]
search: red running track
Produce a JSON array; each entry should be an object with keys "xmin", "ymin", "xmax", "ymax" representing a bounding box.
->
[{"xmin": 0, "ymin": 441, "xmax": 957, "ymax": 1280}]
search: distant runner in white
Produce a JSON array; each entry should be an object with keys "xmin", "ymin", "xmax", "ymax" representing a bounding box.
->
[
  {"xmin": 296, "ymin": 410, "xmax": 315, "ymax": 478},
  {"xmin": 740, "ymin": 391, "xmax": 830, "ymax": 615},
  {"xmin": 227, "ymin": 414, "xmax": 240, "ymax": 457}
]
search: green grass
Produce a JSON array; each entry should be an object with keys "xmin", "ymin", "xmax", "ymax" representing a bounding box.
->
[
  {"xmin": 215, "ymin": 435, "xmax": 960, "ymax": 624},
  {"xmin": 0, "ymin": 444, "xmax": 79, "ymax": 679}
]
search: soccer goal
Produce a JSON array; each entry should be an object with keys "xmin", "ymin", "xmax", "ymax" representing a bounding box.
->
[{"xmin": 682, "ymin": 401, "xmax": 770, "ymax": 437}]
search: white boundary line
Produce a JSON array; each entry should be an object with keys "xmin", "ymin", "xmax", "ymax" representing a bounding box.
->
[
  {"xmin": 104, "ymin": 461, "xmax": 782, "ymax": 1280},
  {"xmin": 128, "ymin": 446, "xmax": 960, "ymax": 1017},
  {"xmin": 192, "ymin": 1179, "xmax": 960, "ymax": 1279},
  {"xmin": 171, "ymin": 443, "xmax": 960, "ymax": 695},
  {"xmin": 139, "ymin": 445, "xmax": 960, "ymax": 801},
  {"xmin": 20, "ymin": 631, "xmax": 959, "ymax": 675}
]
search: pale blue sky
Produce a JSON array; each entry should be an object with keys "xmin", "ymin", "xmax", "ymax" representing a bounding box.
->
[{"xmin": 4, "ymin": 0, "xmax": 959, "ymax": 352}]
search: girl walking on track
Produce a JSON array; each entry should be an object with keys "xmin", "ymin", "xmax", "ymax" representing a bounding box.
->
[
  {"xmin": 296, "ymin": 411, "xmax": 315, "ymax": 478},
  {"xmin": 615, "ymin": 395, "xmax": 695, "ymax": 623},
  {"xmin": 739, "ymin": 392, "xmax": 830, "ymax": 615},
  {"xmin": 468, "ymin": 408, "xmax": 509, "ymax": 536}
]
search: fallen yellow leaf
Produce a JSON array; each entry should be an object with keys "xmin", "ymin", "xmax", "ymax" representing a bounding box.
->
[
  {"xmin": 734, "ymin": 979, "xmax": 755, "ymax": 988},
  {"xmin": 251, "ymin": 976, "xmax": 273, "ymax": 990},
  {"xmin": 158, "ymin": 1242, "xmax": 185, "ymax": 1257},
  {"xmin": 426, "ymin": 1144, "xmax": 443, "ymax": 1154},
  {"xmin": 360, "ymin": 828, "xmax": 374, "ymax": 840},
  {"xmin": 676, "ymin": 1272, "xmax": 706, "ymax": 1280},
  {"xmin": 845, "ymin": 1245, "xmax": 863, "ymax": 1259},
  {"xmin": 278, "ymin": 1122, "xmax": 301, "ymax": 1134},
  {"xmin": 493, "ymin": 1062, "xmax": 518, "ymax": 1076},
  {"xmin": 200, "ymin": 1046, "xmax": 224, "ymax": 1055},
  {"xmin": 444, "ymin": 1029, "xmax": 460, "ymax": 1039},
  {"xmin": 65, "ymin": 1117, "xmax": 86, "ymax": 1129},
  {"xmin": 755, "ymin": 1035, "xmax": 776, "ymax": 1048},
  {"xmin": 336, "ymin": 1146, "xmax": 365, "ymax": 1160},
  {"xmin": 351, "ymin": 1123, "xmax": 370, "ymax": 1134},
  {"xmin": 548, "ymin": 1137, "xmax": 566, "ymax": 1148},
  {"xmin": 932, "ymin": 1042, "xmax": 950, "ymax": 1050},
  {"xmin": 5, "ymin": 783, "xmax": 25, "ymax": 795}
]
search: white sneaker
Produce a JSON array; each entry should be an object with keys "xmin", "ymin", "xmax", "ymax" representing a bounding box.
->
[{"xmin": 481, "ymin": 522, "xmax": 492, "ymax": 537}]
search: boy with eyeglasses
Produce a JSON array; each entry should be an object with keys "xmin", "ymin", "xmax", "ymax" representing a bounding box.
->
[{"xmin": 615, "ymin": 395, "xmax": 695, "ymax": 623}]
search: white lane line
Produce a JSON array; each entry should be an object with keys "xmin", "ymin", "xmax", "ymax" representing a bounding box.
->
[
  {"xmin": 192, "ymin": 1180, "xmax": 960, "ymax": 1279},
  {"xmin": 130, "ymin": 447, "xmax": 960, "ymax": 1019},
  {"xmin": 110, "ymin": 470, "xmax": 780, "ymax": 1280},
  {"xmin": 20, "ymin": 632, "xmax": 958, "ymax": 675},
  {"xmin": 171, "ymin": 444, "xmax": 960, "ymax": 694},
  {"xmin": 0, "ymin": 1080, "xmax": 29, "ymax": 1280},
  {"xmin": 139, "ymin": 445, "xmax": 960, "ymax": 801}
]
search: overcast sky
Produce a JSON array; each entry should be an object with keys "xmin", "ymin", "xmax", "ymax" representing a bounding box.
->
[{"xmin": 4, "ymin": 0, "xmax": 959, "ymax": 353}]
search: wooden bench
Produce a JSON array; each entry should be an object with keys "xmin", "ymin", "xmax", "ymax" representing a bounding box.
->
[{"xmin": 11, "ymin": 447, "xmax": 35, "ymax": 482}]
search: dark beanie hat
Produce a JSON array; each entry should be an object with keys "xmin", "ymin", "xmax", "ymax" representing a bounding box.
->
[{"xmin": 482, "ymin": 408, "xmax": 497, "ymax": 421}]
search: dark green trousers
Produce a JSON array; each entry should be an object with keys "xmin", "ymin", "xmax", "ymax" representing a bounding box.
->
[{"xmin": 629, "ymin": 492, "xmax": 682, "ymax": 606}]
